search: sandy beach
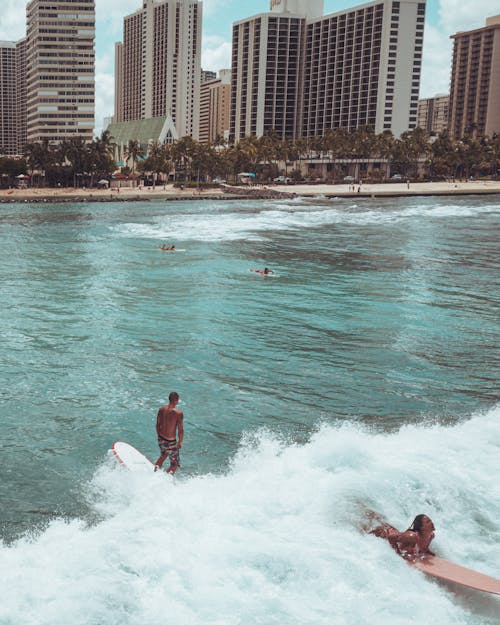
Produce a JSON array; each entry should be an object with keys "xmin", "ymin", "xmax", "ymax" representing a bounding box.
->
[{"xmin": 1, "ymin": 179, "xmax": 500, "ymax": 202}]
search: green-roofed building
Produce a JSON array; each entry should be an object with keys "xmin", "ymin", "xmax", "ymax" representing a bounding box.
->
[{"xmin": 106, "ymin": 115, "xmax": 178, "ymax": 166}]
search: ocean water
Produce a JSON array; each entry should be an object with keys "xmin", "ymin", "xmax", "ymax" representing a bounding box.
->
[{"xmin": 0, "ymin": 195, "xmax": 499, "ymax": 624}]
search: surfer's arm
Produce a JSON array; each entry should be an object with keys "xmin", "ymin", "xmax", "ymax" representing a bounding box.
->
[{"xmin": 177, "ymin": 412, "xmax": 184, "ymax": 448}]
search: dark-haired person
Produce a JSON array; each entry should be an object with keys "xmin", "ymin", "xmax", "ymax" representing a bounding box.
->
[
  {"xmin": 250, "ymin": 267, "xmax": 273, "ymax": 275},
  {"xmin": 370, "ymin": 514, "xmax": 435, "ymax": 558},
  {"xmin": 154, "ymin": 391, "xmax": 184, "ymax": 473}
]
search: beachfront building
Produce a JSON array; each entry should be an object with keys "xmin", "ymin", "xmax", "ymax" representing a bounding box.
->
[
  {"xmin": 25, "ymin": 0, "xmax": 95, "ymax": 144},
  {"xmin": 417, "ymin": 94, "xmax": 449, "ymax": 135},
  {"xmin": 0, "ymin": 42, "xmax": 18, "ymax": 155},
  {"xmin": 449, "ymin": 15, "xmax": 500, "ymax": 139},
  {"xmin": 199, "ymin": 69, "xmax": 231, "ymax": 144},
  {"xmin": 230, "ymin": 0, "xmax": 425, "ymax": 142},
  {"xmin": 0, "ymin": 39, "xmax": 27, "ymax": 155},
  {"xmin": 114, "ymin": 0, "xmax": 202, "ymax": 141},
  {"xmin": 106, "ymin": 115, "xmax": 178, "ymax": 167}
]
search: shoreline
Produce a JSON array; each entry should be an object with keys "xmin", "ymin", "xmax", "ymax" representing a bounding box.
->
[{"xmin": 1, "ymin": 180, "xmax": 500, "ymax": 203}]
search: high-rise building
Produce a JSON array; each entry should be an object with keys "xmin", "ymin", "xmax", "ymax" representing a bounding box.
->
[
  {"xmin": 0, "ymin": 39, "xmax": 27, "ymax": 155},
  {"xmin": 230, "ymin": 11, "xmax": 305, "ymax": 141},
  {"xmin": 448, "ymin": 15, "xmax": 500, "ymax": 139},
  {"xmin": 230, "ymin": 0, "xmax": 425, "ymax": 142},
  {"xmin": 199, "ymin": 69, "xmax": 231, "ymax": 144},
  {"xmin": 0, "ymin": 42, "xmax": 17, "ymax": 155},
  {"xmin": 15, "ymin": 39, "xmax": 27, "ymax": 152},
  {"xmin": 417, "ymin": 94, "xmax": 449, "ymax": 135},
  {"xmin": 115, "ymin": 0, "xmax": 202, "ymax": 140},
  {"xmin": 201, "ymin": 70, "xmax": 217, "ymax": 83},
  {"xmin": 114, "ymin": 43, "xmax": 124, "ymax": 124},
  {"xmin": 25, "ymin": 0, "xmax": 95, "ymax": 143}
]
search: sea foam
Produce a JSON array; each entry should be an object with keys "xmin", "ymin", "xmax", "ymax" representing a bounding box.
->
[{"xmin": 1, "ymin": 406, "xmax": 499, "ymax": 625}]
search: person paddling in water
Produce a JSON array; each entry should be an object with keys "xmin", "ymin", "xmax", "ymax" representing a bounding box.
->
[
  {"xmin": 251, "ymin": 267, "xmax": 273, "ymax": 275},
  {"xmin": 154, "ymin": 391, "xmax": 184, "ymax": 473},
  {"xmin": 159, "ymin": 243, "xmax": 176, "ymax": 251},
  {"xmin": 370, "ymin": 514, "xmax": 435, "ymax": 558}
]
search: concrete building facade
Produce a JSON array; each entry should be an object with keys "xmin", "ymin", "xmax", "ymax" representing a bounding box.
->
[
  {"xmin": 230, "ymin": 0, "xmax": 425, "ymax": 141},
  {"xmin": 199, "ymin": 69, "xmax": 231, "ymax": 144},
  {"xmin": 0, "ymin": 42, "xmax": 18, "ymax": 155},
  {"xmin": 417, "ymin": 94, "xmax": 449, "ymax": 135},
  {"xmin": 449, "ymin": 15, "xmax": 500, "ymax": 139},
  {"xmin": 115, "ymin": 0, "xmax": 202, "ymax": 140},
  {"xmin": 25, "ymin": 0, "xmax": 95, "ymax": 144}
]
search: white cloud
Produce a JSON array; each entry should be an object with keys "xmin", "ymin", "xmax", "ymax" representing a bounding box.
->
[
  {"xmin": 0, "ymin": 0, "xmax": 26, "ymax": 41},
  {"xmin": 95, "ymin": 71, "xmax": 115, "ymax": 135},
  {"xmin": 438, "ymin": 0, "xmax": 500, "ymax": 34},
  {"xmin": 202, "ymin": 35, "xmax": 232, "ymax": 71},
  {"xmin": 420, "ymin": 23, "xmax": 453, "ymax": 98}
]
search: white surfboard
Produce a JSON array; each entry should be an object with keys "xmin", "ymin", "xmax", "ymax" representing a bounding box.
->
[{"xmin": 112, "ymin": 441, "xmax": 154, "ymax": 472}]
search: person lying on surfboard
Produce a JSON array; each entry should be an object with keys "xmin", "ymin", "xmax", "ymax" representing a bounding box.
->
[
  {"xmin": 250, "ymin": 267, "xmax": 273, "ymax": 275},
  {"xmin": 154, "ymin": 391, "xmax": 184, "ymax": 474},
  {"xmin": 159, "ymin": 244, "xmax": 176, "ymax": 251},
  {"xmin": 370, "ymin": 514, "xmax": 436, "ymax": 559}
]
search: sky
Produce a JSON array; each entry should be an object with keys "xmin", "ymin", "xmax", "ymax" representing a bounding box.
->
[{"xmin": 1, "ymin": 0, "xmax": 499, "ymax": 134}]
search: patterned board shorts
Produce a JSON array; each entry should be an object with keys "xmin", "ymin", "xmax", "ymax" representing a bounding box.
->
[{"xmin": 158, "ymin": 438, "xmax": 180, "ymax": 470}]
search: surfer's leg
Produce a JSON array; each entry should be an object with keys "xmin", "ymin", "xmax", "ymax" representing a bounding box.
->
[
  {"xmin": 166, "ymin": 446, "xmax": 180, "ymax": 474},
  {"xmin": 154, "ymin": 453, "xmax": 167, "ymax": 471}
]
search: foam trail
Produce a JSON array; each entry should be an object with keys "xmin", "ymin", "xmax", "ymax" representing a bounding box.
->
[
  {"xmin": 1, "ymin": 407, "xmax": 500, "ymax": 625},
  {"xmin": 113, "ymin": 199, "xmax": 500, "ymax": 243}
]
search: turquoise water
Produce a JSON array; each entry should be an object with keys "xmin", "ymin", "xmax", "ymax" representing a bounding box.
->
[{"xmin": 0, "ymin": 196, "xmax": 499, "ymax": 624}]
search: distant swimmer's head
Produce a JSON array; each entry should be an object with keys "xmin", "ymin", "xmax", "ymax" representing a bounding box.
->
[{"xmin": 169, "ymin": 391, "xmax": 179, "ymax": 403}]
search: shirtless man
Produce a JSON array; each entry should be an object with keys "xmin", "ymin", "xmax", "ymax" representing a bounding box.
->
[
  {"xmin": 370, "ymin": 514, "xmax": 435, "ymax": 558},
  {"xmin": 154, "ymin": 391, "xmax": 184, "ymax": 473}
]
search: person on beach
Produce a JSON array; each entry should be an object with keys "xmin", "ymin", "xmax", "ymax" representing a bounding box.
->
[
  {"xmin": 370, "ymin": 514, "xmax": 435, "ymax": 558},
  {"xmin": 154, "ymin": 391, "xmax": 184, "ymax": 473}
]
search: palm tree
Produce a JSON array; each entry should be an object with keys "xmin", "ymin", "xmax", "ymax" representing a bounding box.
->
[
  {"xmin": 23, "ymin": 139, "xmax": 53, "ymax": 187},
  {"xmin": 139, "ymin": 141, "xmax": 172, "ymax": 188},
  {"xmin": 125, "ymin": 139, "xmax": 144, "ymax": 175}
]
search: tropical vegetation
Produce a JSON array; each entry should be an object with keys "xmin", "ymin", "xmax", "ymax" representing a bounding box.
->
[{"xmin": 1, "ymin": 127, "xmax": 499, "ymax": 188}]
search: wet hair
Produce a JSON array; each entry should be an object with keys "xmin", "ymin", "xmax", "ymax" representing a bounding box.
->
[
  {"xmin": 408, "ymin": 514, "xmax": 427, "ymax": 532},
  {"xmin": 169, "ymin": 391, "xmax": 179, "ymax": 403}
]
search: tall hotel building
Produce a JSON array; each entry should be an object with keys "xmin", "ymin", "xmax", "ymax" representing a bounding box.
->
[
  {"xmin": 115, "ymin": 0, "xmax": 202, "ymax": 140},
  {"xmin": 199, "ymin": 69, "xmax": 231, "ymax": 144},
  {"xmin": 25, "ymin": 0, "xmax": 95, "ymax": 143},
  {"xmin": 0, "ymin": 42, "xmax": 18, "ymax": 154},
  {"xmin": 417, "ymin": 94, "xmax": 449, "ymax": 135},
  {"xmin": 230, "ymin": 0, "xmax": 425, "ymax": 141},
  {"xmin": 0, "ymin": 39, "xmax": 27, "ymax": 155},
  {"xmin": 448, "ymin": 16, "xmax": 500, "ymax": 140}
]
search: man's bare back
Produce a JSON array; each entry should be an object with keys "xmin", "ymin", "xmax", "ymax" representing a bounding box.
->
[
  {"xmin": 156, "ymin": 406, "xmax": 183, "ymax": 441},
  {"xmin": 154, "ymin": 392, "xmax": 184, "ymax": 473}
]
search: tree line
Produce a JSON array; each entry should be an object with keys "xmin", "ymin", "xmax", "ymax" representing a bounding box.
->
[{"xmin": 1, "ymin": 126, "xmax": 499, "ymax": 188}]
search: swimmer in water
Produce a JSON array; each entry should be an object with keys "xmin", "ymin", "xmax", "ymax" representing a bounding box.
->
[
  {"xmin": 370, "ymin": 514, "xmax": 436, "ymax": 558},
  {"xmin": 159, "ymin": 244, "xmax": 176, "ymax": 251},
  {"xmin": 251, "ymin": 267, "xmax": 273, "ymax": 275}
]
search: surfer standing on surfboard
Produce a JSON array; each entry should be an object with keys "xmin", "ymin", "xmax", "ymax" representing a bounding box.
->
[
  {"xmin": 154, "ymin": 391, "xmax": 184, "ymax": 473},
  {"xmin": 370, "ymin": 514, "xmax": 435, "ymax": 558}
]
